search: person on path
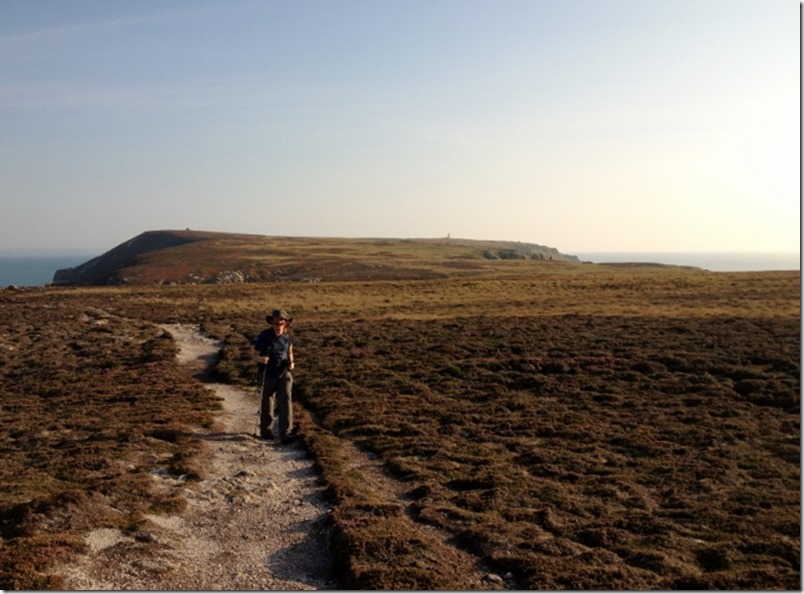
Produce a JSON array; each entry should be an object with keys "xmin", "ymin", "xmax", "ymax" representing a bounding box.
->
[{"xmin": 253, "ymin": 309, "xmax": 296, "ymax": 443}]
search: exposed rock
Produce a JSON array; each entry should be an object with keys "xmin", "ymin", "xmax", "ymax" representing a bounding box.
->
[
  {"xmin": 498, "ymin": 249, "xmax": 527, "ymax": 260},
  {"xmin": 211, "ymin": 271, "xmax": 245, "ymax": 284},
  {"xmin": 480, "ymin": 241, "xmax": 575, "ymax": 262}
]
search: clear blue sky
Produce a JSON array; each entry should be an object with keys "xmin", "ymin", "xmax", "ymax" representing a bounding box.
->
[{"xmin": 0, "ymin": 0, "xmax": 799, "ymax": 254}]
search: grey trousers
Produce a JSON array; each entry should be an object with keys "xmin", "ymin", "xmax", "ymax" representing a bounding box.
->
[{"xmin": 260, "ymin": 372, "xmax": 293, "ymax": 437}]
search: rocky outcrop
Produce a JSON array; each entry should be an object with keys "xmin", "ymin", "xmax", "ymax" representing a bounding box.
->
[
  {"xmin": 480, "ymin": 242, "xmax": 577, "ymax": 262},
  {"xmin": 210, "ymin": 271, "xmax": 246, "ymax": 284}
]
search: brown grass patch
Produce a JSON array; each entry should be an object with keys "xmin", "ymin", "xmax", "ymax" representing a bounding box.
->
[
  {"xmin": 0, "ymin": 296, "xmax": 219, "ymax": 588},
  {"xmin": 0, "ymin": 265, "xmax": 798, "ymax": 589}
]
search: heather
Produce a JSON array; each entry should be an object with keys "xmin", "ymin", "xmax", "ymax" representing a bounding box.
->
[{"xmin": 0, "ymin": 259, "xmax": 799, "ymax": 589}]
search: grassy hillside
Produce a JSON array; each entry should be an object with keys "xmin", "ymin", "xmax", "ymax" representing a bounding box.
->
[
  {"xmin": 2, "ymin": 241, "xmax": 799, "ymax": 589},
  {"xmin": 52, "ymin": 230, "xmax": 580, "ymax": 286}
]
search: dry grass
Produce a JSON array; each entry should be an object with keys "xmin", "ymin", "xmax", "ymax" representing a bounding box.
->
[
  {"xmin": 1, "ymin": 262, "xmax": 799, "ymax": 589},
  {"xmin": 57, "ymin": 231, "xmax": 578, "ymax": 286},
  {"xmin": 295, "ymin": 314, "xmax": 799, "ymax": 588},
  {"xmin": 0, "ymin": 297, "xmax": 219, "ymax": 589}
]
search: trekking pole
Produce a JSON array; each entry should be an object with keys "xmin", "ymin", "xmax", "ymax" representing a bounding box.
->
[{"xmin": 256, "ymin": 363, "xmax": 267, "ymax": 437}]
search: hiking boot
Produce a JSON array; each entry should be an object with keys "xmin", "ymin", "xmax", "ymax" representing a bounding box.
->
[
  {"xmin": 260, "ymin": 430, "xmax": 274, "ymax": 441},
  {"xmin": 280, "ymin": 433, "xmax": 297, "ymax": 445}
]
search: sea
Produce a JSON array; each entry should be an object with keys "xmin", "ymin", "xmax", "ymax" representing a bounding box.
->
[
  {"xmin": 0, "ymin": 251, "xmax": 799, "ymax": 288},
  {"xmin": 575, "ymin": 252, "xmax": 800, "ymax": 272},
  {"xmin": 0, "ymin": 254, "xmax": 97, "ymax": 287}
]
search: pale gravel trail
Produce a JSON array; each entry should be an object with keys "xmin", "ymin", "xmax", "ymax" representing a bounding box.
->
[{"xmin": 53, "ymin": 324, "xmax": 336, "ymax": 590}]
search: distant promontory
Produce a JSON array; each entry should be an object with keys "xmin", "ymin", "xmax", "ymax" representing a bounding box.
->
[{"xmin": 52, "ymin": 230, "xmax": 580, "ymax": 286}]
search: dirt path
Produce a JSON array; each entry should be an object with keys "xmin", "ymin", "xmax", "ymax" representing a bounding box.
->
[{"xmin": 54, "ymin": 324, "xmax": 336, "ymax": 590}]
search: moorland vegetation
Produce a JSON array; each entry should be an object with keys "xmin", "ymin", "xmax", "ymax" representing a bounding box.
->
[
  {"xmin": 1, "ymin": 233, "xmax": 800, "ymax": 589},
  {"xmin": 51, "ymin": 230, "xmax": 580, "ymax": 286}
]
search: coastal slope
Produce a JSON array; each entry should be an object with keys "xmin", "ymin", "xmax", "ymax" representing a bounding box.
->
[{"xmin": 52, "ymin": 230, "xmax": 580, "ymax": 286}]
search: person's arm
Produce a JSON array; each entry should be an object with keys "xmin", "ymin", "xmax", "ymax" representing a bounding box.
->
[
  {"xmin": 288, "ymin": 345, "xmax": 294, "ymax": 370},
  {"xmin": 253, "ymin": 332, "xmax": 269, "ymax": 365},
  {"xmin": 253, "ymin": 348, "xmax": 269, "ymax": 365}
]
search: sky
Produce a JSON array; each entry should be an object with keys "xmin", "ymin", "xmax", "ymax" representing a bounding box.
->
[{"xmin": 0, "ymin": 0, "xmax": 799, "ymax": 255}]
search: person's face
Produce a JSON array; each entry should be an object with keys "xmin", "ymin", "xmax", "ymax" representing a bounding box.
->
[{"xmin": 272, "ymin": 317, "xmax": 287, "ymax": 330}]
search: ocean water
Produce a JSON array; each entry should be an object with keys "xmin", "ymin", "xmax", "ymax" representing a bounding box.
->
[
  {"xmin": 575, "ymin": 252, "xmax": 800, "ymax": 272},
  {"xmin": 0, "ymin": 254, "xmax": 95, "ymax": 287}
]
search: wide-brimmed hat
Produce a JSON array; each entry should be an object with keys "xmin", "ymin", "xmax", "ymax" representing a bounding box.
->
[{"xmin": 267, "ymin": 309, "xmax": 293, "ymax": 323}]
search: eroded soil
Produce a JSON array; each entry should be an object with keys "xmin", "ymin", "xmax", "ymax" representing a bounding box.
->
[{"xmin": 52, "ymin": 324, "xmax": 337, "ymax": 590}]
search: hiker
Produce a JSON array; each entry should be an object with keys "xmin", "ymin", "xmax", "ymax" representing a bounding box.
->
[{"xmin": 253, "ymin": 309, "xmax": 296, "ymax": 443}]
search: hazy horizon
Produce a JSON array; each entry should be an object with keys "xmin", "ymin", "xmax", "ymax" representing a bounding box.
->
[{"xmin": 1, "ymin": 0, "xmax": 798, "ymax": 254}]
